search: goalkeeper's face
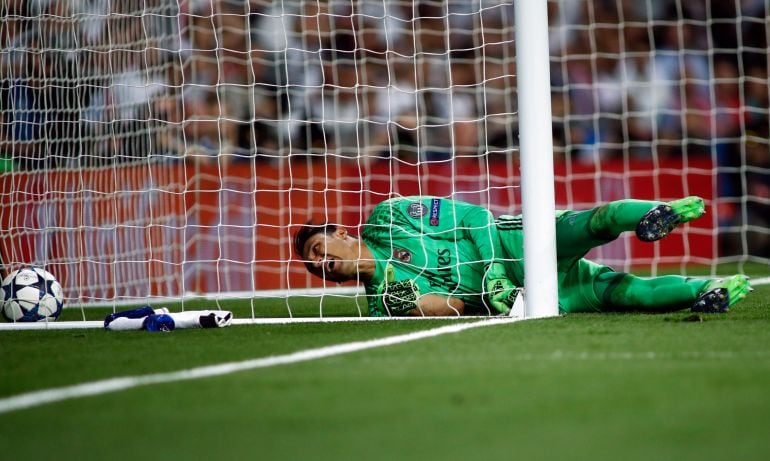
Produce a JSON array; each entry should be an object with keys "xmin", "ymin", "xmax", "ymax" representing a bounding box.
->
[{"xmin": 302, "ymin": 227, "xmax": 360, "ymax": 283}]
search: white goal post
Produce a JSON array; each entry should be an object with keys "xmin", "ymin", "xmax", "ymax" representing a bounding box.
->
[
  {"xmin": 0, "ymin": 1, "xmax": 767, "ymax": 323},
  {"xmin": 515, "ymin": 0, "xmax": 559, "ymax": 318}
]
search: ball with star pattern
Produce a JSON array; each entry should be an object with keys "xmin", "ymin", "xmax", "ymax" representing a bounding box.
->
[{"xmin": 2, "ymin": 267, "xmax": 64, "ymax": 322}]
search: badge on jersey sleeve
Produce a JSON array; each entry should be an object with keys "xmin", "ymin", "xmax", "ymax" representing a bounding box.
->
[
  {"xmin": 429, "ymin": 198, "xmax": 441, "ymax": 226},
  {"xmin": 392, "ymin": 247, "xmax": 412, "ymax": 263},
  {"xmin": 407, "ymin": 202, "xmax": 428, "ymax": 218}
]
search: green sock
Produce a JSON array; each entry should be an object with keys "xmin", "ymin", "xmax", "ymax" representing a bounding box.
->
[
  {"xmin": 588, "ymin": 199, "xmax": 662, "ymax": 239},
  {"xmin": 595, "ymin": 272, "xmax": 710, "ymax": 312}
]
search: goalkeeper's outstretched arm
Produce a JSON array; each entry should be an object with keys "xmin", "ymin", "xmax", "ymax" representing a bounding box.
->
[
  {"xmin": 374, "ymin": 264, "xmax": 466, "ymax": 316},
  {"xmin": 408, "ymin": 294, "xmax": 465, "ymax": 316}
]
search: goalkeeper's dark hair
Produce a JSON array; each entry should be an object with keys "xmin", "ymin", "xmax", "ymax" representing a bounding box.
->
[{"xmin": 293, "ymin": 220, "xmax": 339, "ymax": 265}]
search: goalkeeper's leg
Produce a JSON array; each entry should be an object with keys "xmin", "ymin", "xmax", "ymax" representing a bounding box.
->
[
  {"xmin": 593, "ymin": 272, "xmax": 751, "ymax": 313},
  {"xmin": 555, "ymin": 197, "xmax": 705, "ymax": 264},
  {"xmin": 559, "ymin": 260, "xmax": 703, "ymax": 313},
  {"xmin": 588, "ymin": 196, "xmax": 705, "ymax": 241},
  {"xmin": 593, "ymin": 272, "xmax": 708, "ymax": 312}
]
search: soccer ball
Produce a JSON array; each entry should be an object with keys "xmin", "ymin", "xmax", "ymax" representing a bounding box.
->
[{"xmin": 1, "ymin": 267, "xmax": 64, "ymax": 322}]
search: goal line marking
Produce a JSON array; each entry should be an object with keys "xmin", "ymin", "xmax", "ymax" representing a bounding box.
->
[
  {"xmin": 0, "ymin": 317, "xmax": 519, "ymax": 415},
  {"xmin": 0, "ymin": 315, "xmax": 495, "ymax": 330},
  {"xmin": 3, "ymin": 276, "xmax": 767, "ymax": 331},
  {"xmin": 53, "ymin": 276, "xmax": 770, "ymax": 310},
  {"xmin": 1, "ymin": 277, "xmax": 767, "ymax": 413}
]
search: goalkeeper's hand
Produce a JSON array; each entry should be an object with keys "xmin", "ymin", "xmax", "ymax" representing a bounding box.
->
[
  {"xmin": 484, "ymin": 262, "xmax": 517, "ymax": 315},
  {"xmin": 382, "ymin": 279, "xmax": 420, "ymax": 315},
  {"xmin": 376, "ymin": 264, "xmax": 420, "ymax": 315}
]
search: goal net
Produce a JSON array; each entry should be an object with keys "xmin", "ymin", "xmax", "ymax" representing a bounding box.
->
[
  {"xmin": 0, "ymin": 1, "xmax": 767, "ymax": 320},
  {"xmin": 548, "ymin": 0, "xmax": 770, "ymax": 274}
]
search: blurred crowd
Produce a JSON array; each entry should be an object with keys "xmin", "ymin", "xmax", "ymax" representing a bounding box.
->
[
  {"xmin": 0, "ymin": 0, "xmax": 768, "ymax": 253},
  {"xmin": 0, "ymin": 0, "xmax": 519, "ymax": 168},
  {"xmin": 1, "ymin": 0, "xmax": 767, "ymax": 162},
  {"xmin": 545, "ymin": 0, "xmax": 769, "ymax": 255},
  {"xmin": 550, "ymin": 1, "xmax": 768, "ymax": 160}
]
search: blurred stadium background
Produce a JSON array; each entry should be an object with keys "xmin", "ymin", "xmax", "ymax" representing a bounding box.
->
[
  {"xmin": 2, "ymin": 5, "xmax": 769, "ymax": 459},
  {"xmin": 0, "ymin": 0, "xmax": 767, "ymax": 309}
]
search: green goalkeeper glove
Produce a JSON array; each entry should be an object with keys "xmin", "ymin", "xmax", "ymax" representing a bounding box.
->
[
  {"xmin": 376, "ymin": 264, "xmax": 420, "ymax": 315},
  {"xmin": 484, "ymin": 262, "xmax": 517, "ymax": 315}
]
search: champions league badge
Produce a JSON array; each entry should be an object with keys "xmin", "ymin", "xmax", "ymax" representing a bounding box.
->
[
  {"xmin": 392, "ymin": 247, "xmax": 412, "ymax": 263},
  {"xmin": 407, "ymin": 202, "xmax": 428, "ymax": 218},
  {"xmin": 429, "ymin": 198, "xmax": 441, "ymax": 226}
]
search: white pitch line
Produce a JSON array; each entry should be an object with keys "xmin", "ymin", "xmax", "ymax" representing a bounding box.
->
[
  {"xmin": 2, "ymin": 276, "xmax": 768, "ymax": 411},
  {"xmin": 0, "ymin": 317, "xmax": 519, "ymax": 415},
  {"xmin": 0, "ymin": 315, "xmax": 494, "ymax": 331},
  {"xmin": 3, "ymin": 276, "xmax": 767, "ymax": 331},
  {"xmin": 750, "ymin": 276, "xmax": 770, "ymax": 285},
  {"xmin": 503, "ymin": 349, "xmax": 770, "ymax": 361}
]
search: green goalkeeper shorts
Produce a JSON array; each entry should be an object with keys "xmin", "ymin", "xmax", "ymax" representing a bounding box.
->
[
  {"xmin": 557, "ymin": 258, "xmax": 615, "ymax": 313},
  {"xmin": 553, "ymin": 208, "xmax": 618, "ymax": 313}
]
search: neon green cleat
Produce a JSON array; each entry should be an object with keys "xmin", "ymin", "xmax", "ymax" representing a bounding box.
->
[
  {"xmin": 691, "ymin": 274, "xmax": 752, "ymax": 313},
  {"xmin": 669, "ymin": 196, "xmax": 706, "ymax": 223},
  {"xmin": 635, "ymin": 196, "xmax": 706, "ymax": 242}
]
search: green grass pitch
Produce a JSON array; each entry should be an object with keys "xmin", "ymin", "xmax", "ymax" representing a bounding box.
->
[{"xmin": 1, "ymin": 284, "xmax": 769, "ymax": 461}]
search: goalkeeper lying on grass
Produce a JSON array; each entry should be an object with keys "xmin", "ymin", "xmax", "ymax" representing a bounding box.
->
[{"xmin": 294, "ymin": 196, "xmax": 752, "ymax": 316}]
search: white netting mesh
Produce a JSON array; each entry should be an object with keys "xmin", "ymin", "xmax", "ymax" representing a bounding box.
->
[
  {"xmin": 0, "ymin": 0, "xmax": 767, "ymax": 312},
  {"xmin": 548, "ymin": 0, "xmax": 769, "ymax": 271}
]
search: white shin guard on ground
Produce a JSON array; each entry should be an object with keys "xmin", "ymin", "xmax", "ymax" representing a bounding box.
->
[
  {"xmin": 105, "ymin": 308, "xmax": 170, "ymax": 331},
  {"xmin": 170, "ymin": 310, "xmax": 233, "ymax": 329},
  {"xmin": 105, "ymin": 309, "xmax": 232, "ymax": 331}
]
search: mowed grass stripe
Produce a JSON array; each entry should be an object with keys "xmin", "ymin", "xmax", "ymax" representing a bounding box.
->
[{"xmin": 0, "ymin": 317, "xmax": 519, "ymax": 414}]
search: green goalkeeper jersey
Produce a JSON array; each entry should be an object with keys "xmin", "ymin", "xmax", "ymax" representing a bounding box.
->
[{"xmin": 361, "ymin": 196, "xmax": 526, "ymax": 316}]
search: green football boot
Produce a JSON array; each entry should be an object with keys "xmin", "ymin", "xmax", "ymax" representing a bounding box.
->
[
  {"xmin": 691, "ymin": 274, "xmax": 752, "ymax": 313},
  {"xmin": 635, "ymin": 196, "xmax": 706, "ymax": 242}
]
